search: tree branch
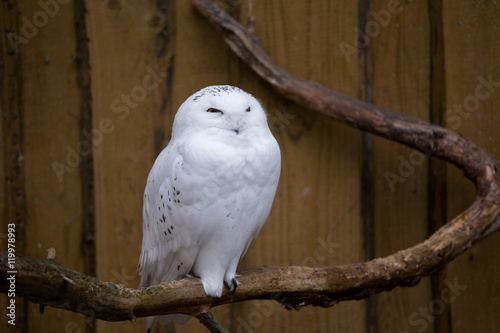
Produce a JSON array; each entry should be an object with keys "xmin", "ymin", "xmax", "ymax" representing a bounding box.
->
[
  {"xmin": 2, "ymin": 0, "xmax": 500, "ymax": 332},
  {"xmin": 190, "ymin": 0, "xmax": 500, "ymax": 225},
  {"xmin": 196, "ymin": 310, "xmax": 231, "ymax": 333}
]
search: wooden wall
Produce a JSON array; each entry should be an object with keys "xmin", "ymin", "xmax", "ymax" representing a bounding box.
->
[{"xmin": 1, "ymin": 1, "xmax": 499, "ymax": 332}]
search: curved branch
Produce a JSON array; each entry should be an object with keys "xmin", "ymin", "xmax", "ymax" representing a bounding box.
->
[
  {"xmin": 191, "ymin": 0, "xmax": 500, "ymax": 215},
  {"xmin": 190, "ymin": 0, "xmax": 500, "ymax": 303},
  {"xmin": 1, "ymin": 0, "xmax": 500, "ymax": 331},
  {"xmin": 192, "ymin": 0, "xmax": 500, "ymax": 189}
]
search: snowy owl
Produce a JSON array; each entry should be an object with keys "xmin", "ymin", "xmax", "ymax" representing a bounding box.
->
[{"xmin": 138, "ymin": 85, "xmax": 281, "ymax": 328}]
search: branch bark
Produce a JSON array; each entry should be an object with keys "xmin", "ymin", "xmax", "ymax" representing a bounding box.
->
[{"xmin": 2, "ymin": 0, "xmax": 500, "ymax": 332}]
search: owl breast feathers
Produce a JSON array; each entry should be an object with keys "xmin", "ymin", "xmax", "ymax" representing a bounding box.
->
[{"xmin": 138, "ymin": 85, "xmax": 281, "ymax": 329}]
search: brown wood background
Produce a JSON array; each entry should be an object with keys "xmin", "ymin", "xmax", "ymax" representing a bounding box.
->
[{"xmin": 1, "ymin": 1, "xmax": 499, "ymax": 332}]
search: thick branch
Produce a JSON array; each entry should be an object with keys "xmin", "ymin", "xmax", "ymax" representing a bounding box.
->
[
  {"xmin": 1, "ymin": 0, "xmax": 499, "ymax": 330},
  {"xmin": 1, "ymin": 199, "xmax": 499, "ymax": 321}
]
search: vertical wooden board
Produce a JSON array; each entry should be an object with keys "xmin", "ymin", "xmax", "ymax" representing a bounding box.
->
[
  {"xmin": 443, "ymin": 1, "xmax": 500, "ymax": 331},
  {"xmin": 1, "ymin": 2, "xmax": 17, "ymax": 331},
  {"xmin": 1, "ymin": 1, "xmax": 29, "ymax": 331},
  {"xmin": 152, "ymin": 1, "xmax": 364, "ymax": 332},
  {"xmin": 171, "ymin": 1, "xmax": 231, "ymax": 95},
  {"xmin": 369, "ymin": 1, "xmax": 433, "ymax": 331},
  {"xmin": 226, "ymin": 1, "xmax": 365, "ymax": 332},
  {"xmin": 147, "ymin": 1, "xmax": 235, "ymax": 332},
  {"xmin": 6, "ymin": 0, "xmax": 89, "ymax": 332},
  {"xmin": 85, "ymin": 1, "xmax": 161, "ymax": 332}
]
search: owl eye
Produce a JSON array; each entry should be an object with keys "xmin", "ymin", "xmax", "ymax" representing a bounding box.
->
[
  {"xmin": 207, "ymin": 108, "xmax": 223, "ymax": 114},
  {"xmin": 246, "ymin": 107, "xmax": 251, "ymax": 112}
]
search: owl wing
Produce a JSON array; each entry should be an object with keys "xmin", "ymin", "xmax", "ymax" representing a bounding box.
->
[{"xmin": 138, "ymin": 141, "xmax": 200, "ymax": 289}]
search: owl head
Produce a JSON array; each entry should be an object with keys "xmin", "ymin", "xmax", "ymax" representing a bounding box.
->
[{"xmin": 172, "ymin": 85, "xmax": 270, "ymax": 139}]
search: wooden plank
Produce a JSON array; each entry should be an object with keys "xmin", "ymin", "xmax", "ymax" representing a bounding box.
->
[
  {"xmin": 224, "ymin": 1, "xmax": 365, "ymax": 332},
  {"xmin": 151, "ymin": 1, "xmax": 234, "ymax": 331},
  {"xmin": 154, "ymin": 1, "xmax": 365, "ymax": 332},
  {"xmin": 443, "ymin": 1, "xmax": 500, "ymax": 332},
  {"xmin": 368, "ymin": 1, "xmax": 433, "ymax": 332},
  {"xmin": 0, "ymin": 1, "xmax": 27, "ymax": 331},
  {"xmin": 84, "ymin": 1, "xmax": 163, "ymax": 332},
  {"xmin": 8, "ymin": 1, "xmax": 89, "ymax": 332}
]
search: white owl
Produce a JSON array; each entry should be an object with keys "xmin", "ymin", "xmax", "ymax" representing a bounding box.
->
[{"xmin": 138, "ymin": 85, "xmax": 281, "ymax": 329}]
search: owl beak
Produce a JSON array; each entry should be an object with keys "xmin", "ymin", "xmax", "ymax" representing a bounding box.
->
[{"xmin": 228, "ymin": 115, "xmax": 243, "ymax": 134}]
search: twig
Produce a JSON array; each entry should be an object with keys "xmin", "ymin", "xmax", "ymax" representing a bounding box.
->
[{"xmin": 196, "ymin": 309, "xmax": 231, "ymax": 333}]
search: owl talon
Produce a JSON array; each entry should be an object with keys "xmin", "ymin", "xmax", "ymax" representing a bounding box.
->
[{"xmin": 231, "ymin": 277, "xmax": 239, "ymax": 294}]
